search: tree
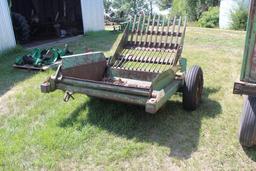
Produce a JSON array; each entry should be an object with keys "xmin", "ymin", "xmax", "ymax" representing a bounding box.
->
[
  {"xmin": 158, "ymin": 0, "xmax": 173, "ymax": 10},
  {"xmin": 111, "ymin": 0, "xmax": 150, "ymax": 16},
  {"xmin": 171, "ymin": 0, "xmax": 187, "ymax": 17},
  {"xmin": 104, "ymin": 0, "xmax": 112, "ymax": 14},
  {"xmin": 148, "ymin": 0, "xmax": 155, "ymax": 16},
  {"xmin": 157, "ymin": 0, "xmax": 220, "ymax": 21}
]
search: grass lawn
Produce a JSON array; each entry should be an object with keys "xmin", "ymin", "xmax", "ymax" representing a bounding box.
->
[{"xmin": 1, "ymin": 27, "xmax": 256, "ymax": 170}]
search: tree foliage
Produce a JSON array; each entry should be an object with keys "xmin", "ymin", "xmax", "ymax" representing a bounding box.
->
[
  {"xmin": 104, "ymin": 0, "xmax": 221, "ymax": 21},
  {"xmin": 104, "ymin": 0, "xmax": 151, "ymax": 17},
  {"xmin": 231, "ymin": 5, "xmax": 248, "ymax": 30},
  {"xmin": 104, "ymin": 0, "xmax": 112, "ymax": 14},
  {"xmin": 158, "ymin": 0, "xmax": 173, "ymax": 10},
  {"xmin": 198, "ymin": 7, "xmax": 219, "ymax": 28},
  {"xmin": 158, "ymin": 0, "xmax": 220, "ymax": 21}
]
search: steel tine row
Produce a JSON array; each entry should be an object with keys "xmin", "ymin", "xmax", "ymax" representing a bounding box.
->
[
  {"xmin": 148, "ymin": 50, "xmax": 161, "ymax": 72},
  {"xmin": 118, "ymin": 48, "xmax": 136, "ymax": 68},
  {"xmin": 113, "ymin": 15, "xmax": 186, "ymax": 73},
  {"xmin": 139, "ymin": 15, "xmax": 146, "ymax": 46},
  {"xmin": 164, "ymin": 16, "xmax": 171, "ymax": 47},
  {"xmin": 120, "ymin": 48, "xmax": 140, "ymax": 68},
  {"xmin": 114, "ymin": 49, "xmax": 130, "ymax": 68},
  {"xmin": 129, "ymin": 50, "xmax": 148, "ymax": 70},
  {"xmin": 127, "ymin": 49, "xmax": 145, "ymax": 70},
  {"xmin": 149, "ymin": 14, "xmax": 156, "ymax": 47},
  {"xmin": 113, "ymin": 49, "xmax": 129, "ymax": 67},
  {"xmin": 154, "ymin": 51, "xmax": 168, "ymax": 73},
  {"xmin": 175, "ymin": 16, "xmax": 182, "ymax": 49},
  {"xmin": 152, "ymin": 50, "xmax": 166, "ymax": 72},
  {"xmin": 167, "ymin": 50, "xmax": 176, "ymax": 68},
  {"xmin": 129, "ymin": 14, "xmax": 184, "ymax": 49},
  {"xmin": 159, "ymin": 17, "xmax": 166, "ymax": 48},
  {"xmin": 138, "ymin": 48, "xmax": 157, "ymax": 71},
  {"xmin": 153, "ymin": 15, "xmax": 161, "ymax": 48},
  {"xmin": 157, "ymin": 50, "xmax": 175, "ymax": 72},
  {"xmin": 130, "ymin": 15, "xmax": 137, "ymax": 44},
  {"xmin": 136, "ymin": 49, "xmax": 154, "ymax": 71},
  {"xmin": 171, "ymin": 16, "xmax": 187, "ymax": 66},
  {"xmin": 134, "ymin": 14, "xmax": 142, "ymax": 45},
  {"xmin": 179, "ymin": 16, "xmax": 187, "ymax": 48},
  {"xmin": 169, "ymin": 16, "xmax": 177, "ymax": 49},
  {"xmin": 144, "ymin": 15, "xmax": 151, "ymax": 47}
]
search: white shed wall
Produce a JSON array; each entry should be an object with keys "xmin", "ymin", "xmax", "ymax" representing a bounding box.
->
[
  {"xmin": 219, "ymin": 0, "xmax": 249, "ymax": 29},
  {"xmin": 0, "ymin": 0, "xmax": 16, "ymax": 52},
  {"xmin": 81, "ymin": 0, "xmax": 105, "ymax": 33}
]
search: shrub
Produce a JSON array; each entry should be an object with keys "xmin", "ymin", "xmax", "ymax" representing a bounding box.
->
[
  {"xmin": 231, "ymin": 6, "xmax": 248, "ymax": 30},
  {"xmin": 198, "ymin": 7, "xmax": 219, "ymax": 28},
  {"xmin": 169, "ymin": 0, "xmax": 187, "ymax": 17}
]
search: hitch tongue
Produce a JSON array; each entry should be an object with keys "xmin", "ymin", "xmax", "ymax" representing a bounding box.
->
[{"xmin": 64, "ymin": 91, "xmax": 74, "ymax": 102}]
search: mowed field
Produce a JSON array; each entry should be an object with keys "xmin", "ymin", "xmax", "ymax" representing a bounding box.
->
[{"xmin": 1, "ymin": 27, "xmax": 256, "ymax": 170}]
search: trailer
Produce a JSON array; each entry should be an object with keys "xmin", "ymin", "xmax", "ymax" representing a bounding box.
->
[
  {"xmin": 41, "ymin": 14, "xmax": 204, "ymax": 114},
  {"xmin": 233, "ymin": 0, "xmax": 256, "ymax": 147}
]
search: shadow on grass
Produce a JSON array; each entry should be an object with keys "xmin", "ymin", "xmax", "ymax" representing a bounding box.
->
[
  {"xmin": 0, "ymin": 47, "xmax": 36, "ymax": 96},
  {"xmin": 243, "ymin": 145, "xmax": 256, "ymax": 162},
  {"xmin": 0, "ymin": 31, "xmax": 120, "ymax": 97},
  {"xmin": 60, "ymin": 87, "xmax": 222, "ymax": 159}
]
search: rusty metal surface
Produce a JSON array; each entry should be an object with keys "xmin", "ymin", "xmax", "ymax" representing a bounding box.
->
[
  {"xmin": 59, "ymin": 77, "xmax": 151, "ymax": 97},
  {"xmin": 60, "ymin": 74, "xmax": 152, "ymax": 90},
  {"xmin": 233, "ymin": 80, "xmax": 256, "ymax": 96},
  {"xmin": 62, "ymin": 60, "xmax": 106, "ymax": 81},
  {"xmin": 57, "ymin": 83, "xmax": 148, "ymax": 106},
  {"xmin": 109, "ymin": 68, "xmax": 158, "ymax": 81},
  {"xmin": 103, "ymin": 77, "xmax": 152, "ymax": 89}
]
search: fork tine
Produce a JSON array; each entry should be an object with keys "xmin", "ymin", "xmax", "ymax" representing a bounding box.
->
[{"xmin": 144, "ymin": 15, "xmax": 151, "ymax": 47}]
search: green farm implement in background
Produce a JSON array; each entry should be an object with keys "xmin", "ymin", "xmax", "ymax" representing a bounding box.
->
[
  {"xmin": 41, "ymin": 14, "xmax": 204, "ymax": 114},
  {"xmin": 233, "ymin": 0, "xmax": 256, "ymax": 147},
  {"xmin": 15, "ymin": 45, "xmax": 72, "ymax": 67}
]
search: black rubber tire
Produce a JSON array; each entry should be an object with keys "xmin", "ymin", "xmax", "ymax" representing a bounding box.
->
[
  {"xmin": 11, "ymin": 12, "xmax": 30, "ymax": 43},
  {"xmin": 183, "ymin": 65, "xmax": 204, "ymax": 110},
  {"xmin": 239, "ymin": 96, "xmax": 256, "ymax": 147}
]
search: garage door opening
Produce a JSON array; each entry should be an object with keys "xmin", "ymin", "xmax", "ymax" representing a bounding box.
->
[{"xmin": 10, "ymin": 0, "xmax": 84, "ymax": 44}]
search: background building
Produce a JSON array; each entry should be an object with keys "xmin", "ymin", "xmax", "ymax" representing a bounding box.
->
[
  {"xmin": 0, "ymin": 0, "xmax": 104, "ymax": 52},
  {"xmin": 219, "ymin": 0, "xmax": 249, "ymax": 29}
]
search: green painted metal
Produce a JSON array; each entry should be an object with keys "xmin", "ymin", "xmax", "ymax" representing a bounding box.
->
[
  {"xmin": 15, "ymin": 47, "xmax": 68, "ymax": 67},
  {"xmin": 62, "ymin": 52, "xmax": 105, "ymax": 69},
  {"xmin": 146, "ymin": 80, "xmax": 182, "ymax": 113},
  {"xmin": 179, "ymin": 58, "xmax": 187, "ymax": 72},
  {"xmin": 240, "ymin": 0, "xmax": 256, "ymax": 83},
  {"xmin": 57, "ymin": 83, "xmax": 148, "ymax": 105},
  {"xmin": 109, "ymin": 24, "xmax": 130, "ymax": 65},
  {"xmin": 151, "ymin": 69, "xmax": 176, "ymax": 90}
]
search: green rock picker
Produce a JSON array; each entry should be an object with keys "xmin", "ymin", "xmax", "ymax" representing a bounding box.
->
[
  {"xmin": 233, "ymin": 1, "xmax": 256, "ymax": 147},
  {"xmin": 41, "ymin": 14, "xmax": 204, "ymax": 114}
]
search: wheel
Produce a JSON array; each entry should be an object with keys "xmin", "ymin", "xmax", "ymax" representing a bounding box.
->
[
  {"xmin": 11, "ymin": 12, "xmax": 30, "ymax": 43},
  {"xmin": 239, "ymin": 96, "xmax": 256, "ymax": 147},
  {"xmin": 183, "ymin": 65, "xmax": 204, "ymax": 110}
]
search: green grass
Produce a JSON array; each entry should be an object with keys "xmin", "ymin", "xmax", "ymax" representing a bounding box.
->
[{"xmin": 1, "ymin": 29, "xmax": 256, "ymax": 170}]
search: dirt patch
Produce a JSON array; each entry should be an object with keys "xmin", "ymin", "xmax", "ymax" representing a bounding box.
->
[{"xmin": 0, "ymin": 86, "xmax": 21, "ymax": 116}]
